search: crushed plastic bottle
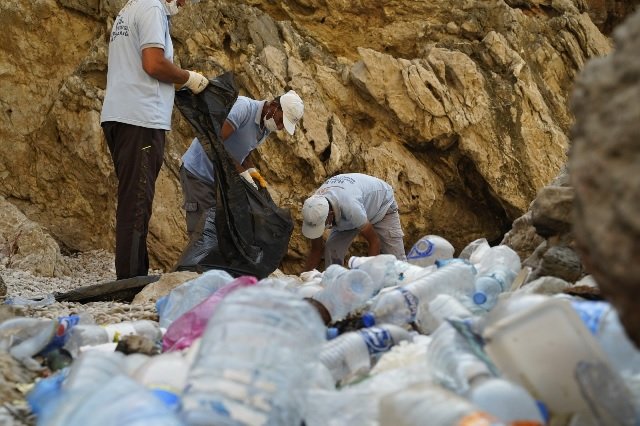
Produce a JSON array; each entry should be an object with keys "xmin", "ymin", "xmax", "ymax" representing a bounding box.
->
[
  {"xmin": 311, "ymin": 265, "xmax": 375, "ymax": 322},
  {"xmin": 419, "ymin": 293, "xmax": 473, "ymax": 335},
  {"xmin": 319, "ymin": 324, "xmax": 413, "ymax": 383},
  {"xmin": 162, "ymin": 276, "xmax": 258, "ymax": 351},
  {"xmin": 363, "ymin": 261, "xmax": 476, "ymax": 327},
  {"xmin": 349, "ymin": 254, "xmax": 435, "ymax": 289},
  {"xmin": 181, "ymin": 287, "xmax": 326, "ymax": 426},
  {"xmin": 0, "ymin": 315, "xmax": 82, "ymax": 370},
  {"xmin": 156, "ymin": 269, "xmax": 234, "ymax": 328},
  {"xmin": 42, "ymin": 373, "xmax": 182, "ymax": 426}
]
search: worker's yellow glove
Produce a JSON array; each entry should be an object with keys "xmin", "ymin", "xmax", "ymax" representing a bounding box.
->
[
  {"xmin": 248, "ymin": 168, "xmax": 267, "ymax": 188},
  {"xmin": 240, "ymin": 169, "xmax": 258, "ymax": 190}
]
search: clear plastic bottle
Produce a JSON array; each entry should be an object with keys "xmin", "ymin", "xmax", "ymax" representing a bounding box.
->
[
  {"xmin": 156, "ymin": 269, "xmax": 234, "ymax": 328},
  {"xmin": 133, "ymin": 352, "xmax": 190, "ymax": 411},
  {"xmin": 363, "ymin": 261, "xmax": 476, "ymax": 327},
  {"xmin": 63, "ymin": 320, "xmax": 162, "ymax": 357},
  {"xmin": 472, "ymin": 267, "xmax": 517, "ymax": 311},
  {"xmin": 181, "ymin": 287, "xmax": 326, "ymax": 426},
  {"xmin": 406, "ymin": 235, "xmax": 455, "ymax": 267},
  {"xmin": 379, "ymin": 383, "xmax": 504, "ymax": 426},
  {"xmin": 473, "ymin": 245, "xmax": 521, "ymax": 277},
  {"xmin": 311, "ymin": 265, "xmax": 375, "ymax": 322},
  {"xmin": 571, "ymin": 300, "xmax": 640, "ymax": 376},
  {"xmin": 41, "ymin": 372, "xmax": 182, "ymax": 426},
  {"xmin": 348, "ymin": 254, "xmax": 435, "ymax": 289},
  {"xmin": 427, "ymin": 322, "xmax": 544, "ymax": 423},
  {"xmin": 162, "ymin": 276, "xmax": 257, "ymax": 352},
  {"xmin": 419, "ymin": 293, "xmax": 473, "ymax": 335},
  {"xmin": 318, "ymin": 324, "xmax": 413, "ymax": 383}
]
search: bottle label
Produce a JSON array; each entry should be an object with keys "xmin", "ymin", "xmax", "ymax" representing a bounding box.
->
[
  {"xmin": 571, "ymin": 301, "xmax": 609, "ymax": 335},
  {"xmin": 398, "ymin": 287, "xmax": 419, "ymax": 322},
  {"xmin": 360, "ymin": 327, "xmax": 392, "ymax": 355},
  {"xmin": 45, "ymin": 315, "xmax": 82, "ymax": 353},
  {"xmin": 407, "ymin": 238, "xmax": 435, "ymax": 260}
]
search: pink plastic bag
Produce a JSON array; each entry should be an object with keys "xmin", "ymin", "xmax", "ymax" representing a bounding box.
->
[{"xmin": 162, "ymin": 276, "xmax": 258, "ymax": 351}]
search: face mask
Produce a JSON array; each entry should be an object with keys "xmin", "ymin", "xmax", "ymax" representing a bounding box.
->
[
  {"xmin": 162, "ymin": 0, "xmax": 180, "ymax": 16},
  {"xmin": 264, "ymin": 117, "xmax": 279, "ymax": 132},
  {"xmin": 263, "ymin": 106, "xmax": 280, "ymax": 132}
]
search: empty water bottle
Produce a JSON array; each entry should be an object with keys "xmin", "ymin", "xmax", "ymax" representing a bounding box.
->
[
  {"xmin": 319, "ymin": 324, "xmax": 413, "ymax": 383},
  {"xmin": 162, "ymin": 276, "xmax": 258, "ymax": 352},
  {"xmin": 406, "ymin": 235, "xmax": 455, "ymax": 267},
  {"xmin": 41, "ymin": 373, "xmax": 182, "ymax": 426},
  {"xmin": 419, "ymin": 293, "xmax": 473, "ymax": 335},
  {"xmin": 0, "ymin": 316, "xmax": 74, "ymax": 370},
  {"xmin": 311, "ymin": 265, "xmax": 375, "ymax": 322},
  {"xmin": 348, "ymin": 254, "xmax": 434, "ymax": 289},
  {"xmin": 156, "ymin": 269, "xmax": 234, "ymax": 328},
  {"xmin": 571, "ymin": 300, "xmax": 640, "ymax": 376},
  {"xmin": 472, "ymin": 267, "xmax": 517, "ymax": 312},
  {"xmin": 363, "ymin": 261, "xmax": 476, "ymax": 327},
  {"xmin": 427, "ymin": 322, "xmax": 544, "ymax": 423},
  {"xmin": 459, "ymin": 238, "xmax": 490, "ymax": 263},
  {"xmin": 473, "ymin": 245, "xmax": 521, "ymax": 278},
  {"xmin": 133, "ymin": 351, "xmax": 190, "ymax": 411},
  {"xmin": 63, "ymin": 320, "xmax": 162, "ymax": 357},
  {"xmin": 181, "ymin": 287, "xmax": 326, "ymax": 426},
  {"xmin": 379, "ymin": 383, "xmax": 501, "ymax": 426}
]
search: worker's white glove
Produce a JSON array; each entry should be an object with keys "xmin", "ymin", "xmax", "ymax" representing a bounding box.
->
[
  {"xmin": 240, "ymin": 170, "xmax": 258, "ymax": 190},
  {"xmin": 182, "ymin": 71, "xmax": 209, "ymax": 94}
]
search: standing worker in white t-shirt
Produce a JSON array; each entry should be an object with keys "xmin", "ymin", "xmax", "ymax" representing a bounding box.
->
[
  {"xmin": 301, "ymin": 173, "xmax": 407, "ymax": 271},
  {"xmin": 179, "ymin": 91, "xmax": 304, "ymax": 239},
  {"xmin": 100, "ymin": 0, "xmax": 209, "ymax": 280}
]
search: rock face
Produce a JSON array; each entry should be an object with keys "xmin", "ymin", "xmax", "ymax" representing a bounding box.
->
[
  {"xmin": 0, "ymin": 0, "xmax": 611, "ymax": 273},
  {"xmin": 583, "ymin": 0, "xmax": 640, "ymax": 34},
  {"xmin": 570, "ymin": 9, "xmax": 640, "ymax": 347}
]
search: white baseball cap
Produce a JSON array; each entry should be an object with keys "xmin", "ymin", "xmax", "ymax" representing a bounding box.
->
[
  {"xmin": 302, "ymin": 196, "xmax": 329, "ymax": 239},
  {"xmin": 280, "ymin": 90, "xmax": 304, "ymax": 135}
]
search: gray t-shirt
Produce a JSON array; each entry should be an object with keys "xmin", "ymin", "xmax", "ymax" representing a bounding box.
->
[
  {"xmin": 101, "ymin": 0, "xmax": 175, "ymax": 130},
  {"xmin": 315, "ymin": 173, "xmax": 395, "ymax": 231},
  {"xmin": 182, "ymin": 96, "xmax": 269, "ymax": 183}
]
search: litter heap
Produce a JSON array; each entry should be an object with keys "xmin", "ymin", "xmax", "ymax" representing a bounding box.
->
[{"xmin": 1, "ymin": 236, "xmax": 639, "ymax": 426}]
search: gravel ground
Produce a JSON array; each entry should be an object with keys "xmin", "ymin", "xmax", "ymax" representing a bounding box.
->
[
  {"xmin": 1, "ymin": 250, "xmax": 159, "ymax": 323},
  {"xmin": 0, "ymin": 250, "xmax": 161, "ymax": 425}
]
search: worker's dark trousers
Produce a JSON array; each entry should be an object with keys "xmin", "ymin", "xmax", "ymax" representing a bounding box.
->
[{"xmin": 102, "ymin": 122, "xmax": 165, "ymax": 280}]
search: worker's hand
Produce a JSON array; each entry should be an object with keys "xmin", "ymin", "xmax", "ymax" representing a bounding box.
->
[
  {"xmin": 182, "ymin": 71, "xmax": 209, "ymax": 94},
  {"xmin": 247, "ymin": 168, "xmax": 267, "ymax": 188},
  {"xmin": 240, "ymin": 169, "xmax": 258, "ymax": 190}
]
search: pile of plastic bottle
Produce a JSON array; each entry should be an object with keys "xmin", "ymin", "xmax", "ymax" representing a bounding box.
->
[{"xmin": 1, "ymin": 235, "xmax": 640, "ymax": 425}]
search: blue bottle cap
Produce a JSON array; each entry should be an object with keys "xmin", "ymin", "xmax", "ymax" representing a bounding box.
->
[
  {"xmin": 362, "ymin": 312, "xmax": 376, "ymax": 327},
  {"xmin": 536, "ymin": 400, "xmax": 550, "ymax": 422},
  {"xmin": 326, "ymin": 327, "xmax": 339, "ymax": 340},
  {"xmin": 152, "ymin": 389, "xmax": 181, "ymax": 411},
  {"xmin": 473, "ymin": 292, "xmax": 487, "ymax": 305}
]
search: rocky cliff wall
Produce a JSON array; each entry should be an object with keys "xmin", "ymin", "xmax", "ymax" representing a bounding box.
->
[{"xmin": 0, "ymin": 0, "xmax": 611, "ymax": 274}]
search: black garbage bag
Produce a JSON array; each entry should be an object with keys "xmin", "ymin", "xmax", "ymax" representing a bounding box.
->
[{"xmin": 173, "ymin": 72, "xmax": 294, "ymax": 279}]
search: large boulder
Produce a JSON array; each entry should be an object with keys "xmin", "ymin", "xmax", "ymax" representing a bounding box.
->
[{"xmin": 570, "ymin": 9, "xmax": 640, "ymax": 347}]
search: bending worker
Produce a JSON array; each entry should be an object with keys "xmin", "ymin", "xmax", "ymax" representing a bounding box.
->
[
  {"xmin": 301, "ymin": 173, "xmax": 407, "ymax": 271},
  {"xmin": 180, "ymin": 90, "xmax": 304, "ymax": 239}
]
